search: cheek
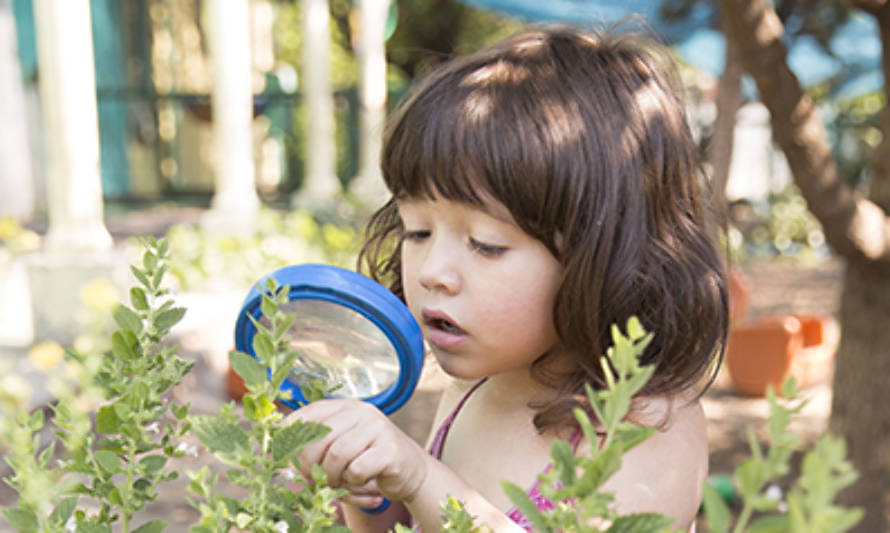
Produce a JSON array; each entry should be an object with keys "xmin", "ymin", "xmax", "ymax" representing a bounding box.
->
[{"xmin": 480, "ymin": 282, "xmax": 560, "ymax": 345}]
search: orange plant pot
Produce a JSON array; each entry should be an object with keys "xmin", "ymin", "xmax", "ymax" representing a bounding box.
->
[
  {"xmin": 726, "ymin": 316, "xmax": 803, "ymax": 396},
  {"xmin": 226, "ymin": 363, "xmax": 248, "ymax": 401},
  {"xmin": 726, "ymin": 314, "xmax": 836, "ymax": 396}
]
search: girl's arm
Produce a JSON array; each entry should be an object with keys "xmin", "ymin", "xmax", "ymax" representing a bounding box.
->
[
  {"xmin": 401, "ymin": 459, "xmax": 526, "ymax": 532},
  {"xmin": 291, "ymin": 398, "xmax": 525, "ymax": 532}
]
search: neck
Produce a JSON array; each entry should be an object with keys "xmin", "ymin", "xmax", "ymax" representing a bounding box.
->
[{"xmin": 481, "ymin": 364, "xmax": 558, "ymax": 410}]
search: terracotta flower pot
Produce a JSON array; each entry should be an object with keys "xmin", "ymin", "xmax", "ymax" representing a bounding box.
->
[
  {"xmin": 728, "ymin": 269, "xmax": 751, "ymax": 325},
  {"xmin": 725, "ymin": 314, "xmax": 836, "ymax": 397},
  {"xmin": 226, "ymin": 363, "xmax": 249, "ymax": 401}
]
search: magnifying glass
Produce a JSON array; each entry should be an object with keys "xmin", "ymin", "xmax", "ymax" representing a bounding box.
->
[{"xmin": 233, "ymin": 264, "xmax": 425, "ymax": 513}]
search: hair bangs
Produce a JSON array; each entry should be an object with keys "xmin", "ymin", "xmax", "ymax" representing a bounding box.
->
[{"xmin": 381, "ymin": 50, "xmax": 570, "ymax": 241}]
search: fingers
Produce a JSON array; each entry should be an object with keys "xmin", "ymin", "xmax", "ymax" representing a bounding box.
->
[
  {"xmin": 341, "ymin": 493, "xmax": 385, "ymax": 510},
  {"xmin": 288, "ymin": 399, "xmax": 426, "ymax": 503}
]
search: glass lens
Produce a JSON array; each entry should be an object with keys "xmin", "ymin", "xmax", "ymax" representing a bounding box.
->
[{"xmin": 267, "ymin": 299, "xmax": 401, "ymax": 398}]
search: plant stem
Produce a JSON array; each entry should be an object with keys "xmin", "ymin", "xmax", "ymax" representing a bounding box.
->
[{"xmin": 732, "ymin": 503, "xmax": 753, "ymax": 533}]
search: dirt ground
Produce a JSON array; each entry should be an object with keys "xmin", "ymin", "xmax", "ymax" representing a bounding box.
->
[{"xmin": 0, "ymin": 205, "xmax": 846, "ymax": 531}]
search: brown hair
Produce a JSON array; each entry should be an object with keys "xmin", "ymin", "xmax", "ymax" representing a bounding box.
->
[{"xmin": 358, "ymin": 25, "xmax": 728, "ymax": 430}]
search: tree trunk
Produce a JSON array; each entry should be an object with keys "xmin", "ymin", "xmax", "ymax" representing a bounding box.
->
[
  {"xmin": 830, "ymin": 262, "xmax": 890, "ymax": 532},
  {"xmin": 708, "ymin": 11, "xmax": 742, "ymax": 210},
  {"xmin": 718, "ymin": 0, "xmax": 890, "ymax": 529}
]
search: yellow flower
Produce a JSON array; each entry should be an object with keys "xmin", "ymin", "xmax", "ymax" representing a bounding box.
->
[
  {"xmin": 79, "ymin": 279, "xmax": 120, "ymax": 311},
  {"xmin": 28, "ymin": 341, "xmax": 65, "ymax": 370}
]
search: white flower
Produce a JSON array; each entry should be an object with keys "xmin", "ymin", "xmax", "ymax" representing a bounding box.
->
[
  {"xmin": 765, "ymin": 484, "xmax": 783, "ymax": 502},
  {"xmin": 56, "ymin": 459, "xmax": 70, "ymax": 468},
  {"xmin": 146, "ymin": 422, "xmax": 160, "ymax": 434},
  {"xmin": 176, "ymin": 442, "xmax": 198, "ymax": 457},
  {"xmin": 273, "ymin": 520, "xmax": 288, "ymax": 533},
  {"xmin": 282, "ymin": 469, "xmax": 296, "ymax": 481},
  {"xmin": 765, "ymin": 484, "xmax": 787, "ymax": 512},
  {"xmin": 65, "ymin": 516, "xmax": 77, "ymax": 533}
]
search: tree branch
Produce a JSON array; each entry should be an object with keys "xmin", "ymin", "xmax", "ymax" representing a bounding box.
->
[
  {"xmin": 851, "ymin": 0, "xmax": 889, "ymax": 16},
  {"xmin": 718, "ymin": 0, "xmax": 890, "ymax": 269}
]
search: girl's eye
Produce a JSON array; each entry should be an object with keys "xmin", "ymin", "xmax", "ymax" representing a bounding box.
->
[
  {"xmin": 469, "ymin": 238, "xmax": 507, "ymax": 257},
  {"xmin": 402, "ymin": 230, "xmax": 430, "ymax": 242}
]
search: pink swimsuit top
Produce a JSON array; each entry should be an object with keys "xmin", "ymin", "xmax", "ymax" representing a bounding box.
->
[{"xmin": 428, "ymin": 379, "xmax": 582, "ymax": 531}]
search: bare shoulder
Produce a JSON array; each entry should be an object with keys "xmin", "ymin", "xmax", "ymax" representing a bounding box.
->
[
  {"xmin": 423, "ymin": 377, "xmax": 477, "ymax": 448},
  {"xmin": 595, "ymin": 393, "xmax": 708, "ymax": 531}
]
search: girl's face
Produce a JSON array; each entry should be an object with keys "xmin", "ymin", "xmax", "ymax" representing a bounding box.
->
[{"xmin": 397, "ymin": 196, "xmax": 563, "ymax": 380}]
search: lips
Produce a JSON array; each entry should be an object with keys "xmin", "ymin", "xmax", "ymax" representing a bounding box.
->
[{"xmin": 421, "ymin": 309, "xmax": 466, "ymax": 349}]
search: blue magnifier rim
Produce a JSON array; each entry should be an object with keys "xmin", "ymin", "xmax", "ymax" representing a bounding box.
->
[{"xmin": 233, "ymin": 264, "xmax": 424, "ymax": 415}]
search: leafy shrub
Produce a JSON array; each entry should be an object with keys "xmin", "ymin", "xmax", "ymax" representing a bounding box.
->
[{"xmin": 1, "ymin": 239, "xmax": 862, "ymax": 533}]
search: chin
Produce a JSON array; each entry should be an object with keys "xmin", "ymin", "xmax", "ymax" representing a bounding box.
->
[{"xmin": 432, "ymin": 353, "xmax": 487, "ymax": 381}]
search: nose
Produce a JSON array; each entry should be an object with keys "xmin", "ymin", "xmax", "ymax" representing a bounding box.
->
[{"xmin": 416, "ymin": 237, "xmax": 460, "ymax": 295}]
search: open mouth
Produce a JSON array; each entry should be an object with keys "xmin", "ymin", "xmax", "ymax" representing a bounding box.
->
[{"xmin": 429, "ymin": 317, "xmax": 465, "ymax": 335}]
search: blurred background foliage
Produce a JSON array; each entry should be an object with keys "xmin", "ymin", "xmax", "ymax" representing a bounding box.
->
[{"xmin": 6, "ymin": 0, "xmax": 883, "ymax": 276}]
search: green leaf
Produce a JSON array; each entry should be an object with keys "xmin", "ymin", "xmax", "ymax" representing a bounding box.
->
[
  {"xmin": 550, "ymin": 439, "xmax": 576, "ymax": 487},
  {"xmin": 270, "ymin": 351, "xmax": 300, "ymax": 390},
  {"xmin": 190, "ymin": 415, "xmax": 250, "ymax": 454},
  {"xmin": 130, "ymin": 287, "xmax": 149, "ymax": 311},
  {"xmin": 748, "ymin": 514, "xmax": 791, "ymax": 533},
  {"xmin": 113, "ymin": 305, "xmax": 143, "ymax": 335},
  {"xmin": 614, "ymin": 425, "xmax": 657, "ymax": 453},
  {"xmin": 96, "ymin": 405, "xmax": 121, "ymax": 433},
  {"xmin": 95, "ymin": 450, "xmax": 122, "ymax": 474},
  {"xmin": 111, "ymin": 330, "xmax": 137, "ymax": 361},
  {"xmin": 49, "ymin": 497, "xmax": 78, "ymax": 527},
  {"xmin": 605, "ymin": 513, "xmax": 674, "ymax": 533},
  {"xmin": 229, "ymin": 350, "xmax": 267, "ymax": 388},
  {"xmin": 3, "ymin": 508, "xmax": 38, "ymax": 533},
  {"xmin": 501, "ymin": 481, "xmax": 551, "ymax": 532},
  {"xmin": 143, "ymin": 250, "xmax": 158, "ymax": 271},
  {"xmin": 139, "ymin": 455, "xmax": 167, "ymax": 474},
  {"xmin": 131, "ymin": 266, "xmax": 151, "ymax": 289},
  {"xmin": 252, "ymin": 333, "xmax": 274, "ymax": 364},
  {"xmin": 132, "ymin": 520, "xmax": 167, "ymax": 533},
  {"xmin": 781, "ymin": 376, "xmax": 799, "ymax": 398},
  {"xmin": 736, "ymin": 458, "xmax": 767, "ymax": 499},
  {"xmin": 172, "ymin": 403, "xmax": 189, "ymax": 421},
  {"xmin": 271, "ymin": 420, "xmax": 331, "ymax": 462},
  {"xmin": 272, "ymin": 314, "xmax": 298, "ymax": 343},
  {"xmin": 576, "ymin": 443, "xmax": 623, "ymax": 494},
  {"xmin": 626, "ymin": 316, "xmax": 646, "ymax": 341},
  {"xmin": 77, "ymin": 522, "xmax": 112, "ymax": 533},
  {"xmin": 701, "ymin": 481, "xmax": 731, "ymax": 533},
  {"xmin": 155, "ymin": 307, "xmax": 186, "ymax": 332},
  {"xmin": 260, "ymin": 292, "xmax": 277, "ymax": 319}
]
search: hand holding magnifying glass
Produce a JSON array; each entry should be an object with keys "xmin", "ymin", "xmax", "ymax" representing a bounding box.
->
[{"xmin": 234, "ymin": 264, "xmax": 425, "ymax": 514}]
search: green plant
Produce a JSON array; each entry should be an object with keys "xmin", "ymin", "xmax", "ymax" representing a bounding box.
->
[
  {"xmin": 435, "ymin": 322, "xmax": 863, "ymax": 533},
  {"xmin": 701, "ymin": 379, "xmax": 862, "ymax": 533},
  {"xmin": 2, "ymin": 240, "xmax": 863, "ymax": 533},
  {"xmin": 3, "ymin": 237, "xmax": 194, "ymax": 533},
  {"xmin": 186, "ymin": 277, "xmax": 347, "ymax": 533}
]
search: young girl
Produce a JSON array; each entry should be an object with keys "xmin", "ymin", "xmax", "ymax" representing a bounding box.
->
[{"xmin": 292, "ymin": 25, "xmax": 728, "ymax": 532}]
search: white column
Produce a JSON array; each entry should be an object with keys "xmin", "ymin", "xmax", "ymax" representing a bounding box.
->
[
  {"xmin": 0, "ymin": 0, "xmax": 35, "ymax": 222},
  {"xmin": 33, "ymin": 0, "xmax": 111, "ymax": 252},
  {"xmin": 348, "ymin": 0, "xmax": 390, "ymax": 207},
  {"xmin": 292, "ymin": 0, "xmax": 340, "ymax": 208},
  {"xmin": 204, "ymin": 0, "xmax": 259, "ymax": 233}
]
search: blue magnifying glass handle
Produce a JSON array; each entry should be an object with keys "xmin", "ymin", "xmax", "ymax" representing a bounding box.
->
[{"xmin": 360, "ymin": 498, "xmax": 391, "ymax": 515}]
